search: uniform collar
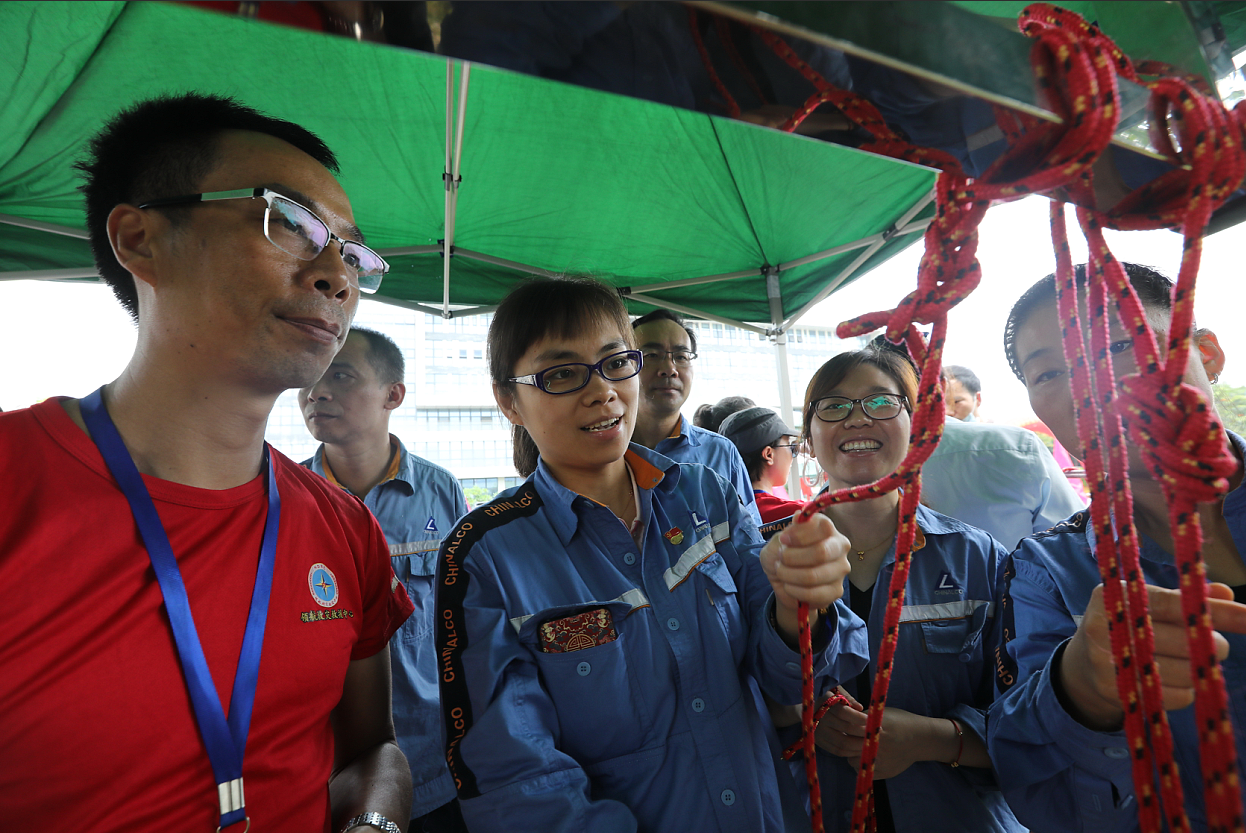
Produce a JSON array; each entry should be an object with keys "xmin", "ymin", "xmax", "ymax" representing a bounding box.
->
[
  {"xmin": 315, "ymin": 435, "xmax": 413, "ymax": 497},
  {"xmin": 532, "ymin": 444, "xmax": 676, "ymax": 546},
  {"xmin": 658, "ymin": 413, "xmax": 698, "ymax": 447}
]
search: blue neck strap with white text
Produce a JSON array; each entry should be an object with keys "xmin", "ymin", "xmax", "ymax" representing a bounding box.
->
[{"xmin": 80, "ymin": 387, "xmax": 279, "ymax": 830}]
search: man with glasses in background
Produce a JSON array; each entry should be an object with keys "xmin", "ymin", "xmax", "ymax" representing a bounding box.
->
[
  {"xmin": 300, "ymin": 326, "xmax": 469, "ymax": 833},
  {"xmin": 0, "ymin": 94, "xmax": 414, "ymax": 833},
  {"xmin": 630, "ymin": 308, "xmax": 760, "ymax": 523}
]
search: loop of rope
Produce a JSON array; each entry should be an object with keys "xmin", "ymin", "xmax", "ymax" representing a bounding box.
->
[
  {"xmin": 693, "ymin": 4, "xmax": 1246, "ymax": 829},
  {"xmin": 1032, "ymin": 3, "xmax": 1246, "ymax": 829},
  {"xmin": 780, "ymin": 691, "xmax": 856, "ymax": 761},
  {"xmin": 1116, "ymin": 375, "xmax": 1238, "ymax": 500},
  {"xmin": 1050, "ymin": 229, "xmax": 1183, "ymax": 831},
  {"xmin": 692, "ymin": 5, "xmax": 1125, "ymax": 830}
]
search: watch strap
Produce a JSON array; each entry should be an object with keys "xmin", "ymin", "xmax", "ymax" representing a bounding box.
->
[{"xmin": 340, "ymin": 812, "xmax": 402, "ymax": 833}]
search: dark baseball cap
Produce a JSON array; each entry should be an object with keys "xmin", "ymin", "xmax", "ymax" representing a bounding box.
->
[{"xmin": 719, "ymin": 407, "xmax": 797, "ymax": 455}]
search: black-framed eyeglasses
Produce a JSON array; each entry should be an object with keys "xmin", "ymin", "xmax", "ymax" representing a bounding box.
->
[
  {"xmin": 138, "ymin": 187, "xmax": 389, "ymax": 293},
  {"xmin": 771, "ymin": 442, "xmax": 801, "ymax": 453},
  {"xmin": 509, "ymin": 350, "xmax": 643, "ymax": 395},
  {"xmin": 811, "ymin": 393, "xmax": 908, "ymax": 423},
  {"xmin": 641, "ymin": 349, "xmax": 697, "ymax": 367}
]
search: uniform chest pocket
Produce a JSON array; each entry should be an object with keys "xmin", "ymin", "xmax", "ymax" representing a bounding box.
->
[
  {"xmin": 519, "ymin": 600, "xmax": 652, "ymax": 765},
  {"xmin": 695, "ymin": 553, "xmax": 746, "ymax": 655},
  {"xmin": 917, "ymin": 602, "xmax": 991, "ymax": 663},
  {"xmin": 391, "ymin": 549, "xmax": 438, "ymax": 643}
]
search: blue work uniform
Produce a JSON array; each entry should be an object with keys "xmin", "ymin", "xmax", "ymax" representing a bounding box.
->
[
  {"xmin": 435, "ymin": 444, "xmax": 869, "ymax": 832},
  {"xmin": 655, "ymin": 414, "xmax": 762, "ymax": 525},
  {"xmin": 988, "ymin": 432, "xmax": 1246, "ymax": 832},
  {"xmin": 772, "ymin": 504, "xmax": 1021, "ymax": 832},
  {"xmin": 304, "ymin": 437, "xmax": 468, "ymax": 819},
  {"xmin": 923, "ymin": 418, "xmax": 1085, "ymax": 550}
]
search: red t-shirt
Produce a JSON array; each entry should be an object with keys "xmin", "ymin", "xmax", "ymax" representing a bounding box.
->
[
  {"xmin": 0, "ymin": 399, "xmax": 414, "ymax": 832},
  {"xmin": 753, "ymin": 489, "xmax": 805, "ymax": 524}
]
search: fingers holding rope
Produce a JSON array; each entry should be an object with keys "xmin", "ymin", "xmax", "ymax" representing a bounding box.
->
[
  {"xmin": 761, "ymin": 515, "xmax": 851, "ymax": 628},
  {"xmin": 1059, "ymin": 582, "xmax": 1246, "ymax": 730}
]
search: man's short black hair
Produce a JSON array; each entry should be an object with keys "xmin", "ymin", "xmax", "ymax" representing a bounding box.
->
[
  {"xmin": 1003, "ymin": 262, "xmax": 1174, "ymax": 382},
  {"xmin": 351, "ymin": 327, "xmax": 405, "ymax": 386},
  {"xmin": 943, "ymin": 365, "xmax": 981, "ymax": 395},
  {"xmin": 75, "ymin": 93, "xmax": 340, "ymax": 322},
  {"xmin": 631, "ymin": 308, "xmax": 697, "ymax": 353}
]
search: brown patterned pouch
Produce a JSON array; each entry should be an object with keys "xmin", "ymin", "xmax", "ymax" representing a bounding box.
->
[{"xmin": 538, "ymin": 608, "xmax": 618, "ymax": 653}]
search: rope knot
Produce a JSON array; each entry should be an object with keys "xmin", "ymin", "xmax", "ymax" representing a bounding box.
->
[{"xmin": 1115, "ymin": 375, "xmax": 1235, "ymax": 501}]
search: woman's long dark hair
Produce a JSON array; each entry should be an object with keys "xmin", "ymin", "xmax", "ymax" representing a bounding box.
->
[{"xmin": 488, "ymin": 277, "xmax": 634, "ymax": 477}]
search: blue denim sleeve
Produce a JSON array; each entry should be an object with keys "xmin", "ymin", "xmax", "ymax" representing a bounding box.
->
[
  {"xmin": 987, "ymin": 555, "xmax": 1137, "ymax": 832},
  {"xmin": 722, "ymin": 482, "xmax": 869, "ymax": 707},
  {"xmin": 941, "ymin": 537, "xmax": 1011, "ymax": 791}
]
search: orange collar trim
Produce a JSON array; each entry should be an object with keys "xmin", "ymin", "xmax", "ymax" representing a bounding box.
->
[
  {"xmin": 625, "ymin": 448, "xmax": 666, "ymax": 490},
  {"xmin": 322, "ymin": 437, "xmax": 401, "ymax": 495}
]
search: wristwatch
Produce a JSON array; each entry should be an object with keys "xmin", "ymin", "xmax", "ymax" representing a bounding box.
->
[{"xmin": 340, "ymin": 812, "xmax": 402, "ymax": 833}]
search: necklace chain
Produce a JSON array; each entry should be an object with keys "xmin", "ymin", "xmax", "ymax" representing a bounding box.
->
[{"xmin": 851, "ymin": 532, "xmax": 895, "ymax": 561}]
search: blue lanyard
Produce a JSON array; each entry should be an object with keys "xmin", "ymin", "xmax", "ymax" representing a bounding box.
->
[{"xmin": 80, "ymin": 387, "xmax": 279, "ymax": 830}]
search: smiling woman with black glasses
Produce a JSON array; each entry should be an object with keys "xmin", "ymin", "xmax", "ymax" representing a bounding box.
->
[
  {"xmin": 766, "ymin": 346, "xmax": 1021, "ymax": 833},
  {"xmin": 433, "ymin": 276, "xmax": 869, "ymax": 833}
]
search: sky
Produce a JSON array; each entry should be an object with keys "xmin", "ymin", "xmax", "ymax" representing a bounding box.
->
[{"xmin": 3, "ymin": 193, "xmax": 1244, "ymax": 425}]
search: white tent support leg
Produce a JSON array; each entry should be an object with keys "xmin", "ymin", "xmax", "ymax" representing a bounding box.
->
[
  {"xmin": 374, "ymin": 244, "xmax": 442, "ymax": 257},
  {"xmin": 781, "ymin": 188, "xmax": 936, "ymax": 332},
  {"xmin": 453, "ymin": 247, "xmax": 564, "ymax": 278},
  {"xmin": 442, "ymin": 61, "xmax": 471, "ymax": 318},
  {"xmin": 0, "ymin": 268, "xmax": 98, "ymax": 282},
  {"xmin": 0, "ymin": 213, "xmax": 89, "ymax": 240},
  {"xmin": 623, "ymin": 291, "xmax": 768, "ymax": 336},
  {"xmin": 766, "ymin": 270, "xmax": 801, "ymax": 499},
  {"xmin": 0, "ymin": 216, "xmax": 96, "ymax": 282},
  {"xmin": 373, "ymin": 296, "xmax": 454, "ymax": 317}
]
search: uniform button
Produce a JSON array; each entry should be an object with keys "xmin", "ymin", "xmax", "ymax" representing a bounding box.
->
[
  {"xmin": 1103, "ymin": 747, "xmax": 1129, "ymax": 759},
  {"xmin": 623, "ymin": 553, "xmax": 636, "ymax": 565},
  {"xmin": 577, "ymin": 662, "xmax": 591, "ymax": 676},
  {"xmin": 667, "ymin": 617, "xmax": 680, "ymax": 631},
  {"xmin": 720, "ymin": 789, "xmax": 735, "ymax": 806},
  {"xmin": 692, "ymin": 698, "xmax": 705, "ymax": 712}
]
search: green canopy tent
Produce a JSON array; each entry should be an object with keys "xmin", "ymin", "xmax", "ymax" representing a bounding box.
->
[{"xmin": 0, "ymin": 0, "xmax": 941, "ymax": 428}]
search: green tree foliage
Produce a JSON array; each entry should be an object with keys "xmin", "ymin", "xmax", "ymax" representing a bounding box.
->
[
  {"xmin": 463, "ymin": 485, "xmax": 493, "ymax": 509},
  {"xmin": 1213, "ymin": 384, "xmax": 1246, "ymax": 437}
]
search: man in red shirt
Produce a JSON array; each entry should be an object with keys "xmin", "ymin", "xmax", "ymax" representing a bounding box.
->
[{"xmin": 0, "ymin": 94, "xmax": 413, "ymax": 833}]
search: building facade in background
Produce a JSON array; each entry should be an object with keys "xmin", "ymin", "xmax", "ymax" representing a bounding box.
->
[{"xmin": 265, "ymin": 302, "xmax": 862, "ymax": 504}]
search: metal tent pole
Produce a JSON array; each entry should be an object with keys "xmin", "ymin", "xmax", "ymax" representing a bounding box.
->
[
  {"xmin": 442, "ymin": 61, "xmax": 471, "ymax": 318},
  {"xmin": 781, "ymin": 188, "xmax": 936, "ymax": 332},
  {"xmin": 765, "ymin": 269, "xmax": 800, "ymax": 498},
  {"xmin": 622, "ymin": 291, "xmax": 768, "ymax": 336},
  {"xmin": 0, "ymin": 268, "xmax": 98, "ymax": 282},
  {"xmin": 0, "ymin": 214, "xmax": 90, "ymax": 239}
]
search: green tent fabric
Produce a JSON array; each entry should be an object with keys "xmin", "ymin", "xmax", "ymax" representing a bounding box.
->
[{"xmin": 0, "ymin": 0, "xmax": 937, "ymax": 332}]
